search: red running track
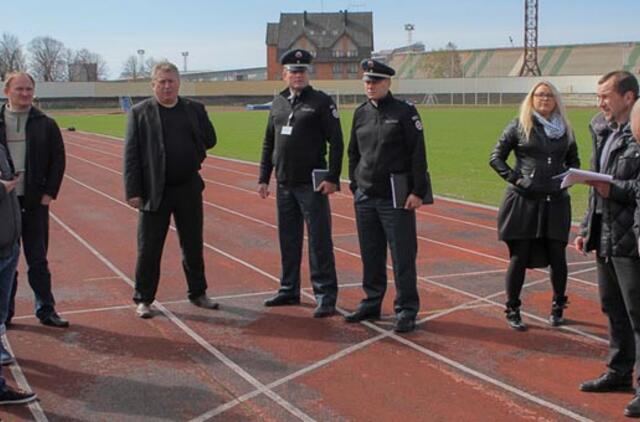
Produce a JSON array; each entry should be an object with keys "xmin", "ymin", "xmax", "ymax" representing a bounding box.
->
[{"xmin": 0, "ymin": 130, "xmax": 626, "ymax": 421}]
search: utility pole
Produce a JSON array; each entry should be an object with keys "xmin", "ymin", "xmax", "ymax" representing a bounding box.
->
[{"xmin": 519, "ymin": 0, "xmax": 541, "ymax": 76}]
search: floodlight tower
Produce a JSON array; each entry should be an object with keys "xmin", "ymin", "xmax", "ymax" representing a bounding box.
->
[
  {"xmin": 519, "ymin": 0, "xmax": 541, "ymax": 76},
  {"xmin": 137, "ymin": 49, "xmax": 145, "ymax": 75},
  {"xmin": 404, "ymin": 24, "xmax": 415, "ymax": 46},
  {"xmin": 181, "ymin": 51, "xmax": 189, "ymax": 72}
]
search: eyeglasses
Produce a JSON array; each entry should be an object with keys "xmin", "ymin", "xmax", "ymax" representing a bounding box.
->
[{"xmin": 533, "ymin": 93, "xmax": 555, "ymax": 99}]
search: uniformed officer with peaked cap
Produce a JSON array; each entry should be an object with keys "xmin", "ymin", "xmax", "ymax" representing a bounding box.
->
[
  {"xmin": 258, "ymin": 48, "xmax": 344, "ymax": 318},
  {"xmin": 346, "ymin": 58, "xmax": 433, "ymax": 333}
]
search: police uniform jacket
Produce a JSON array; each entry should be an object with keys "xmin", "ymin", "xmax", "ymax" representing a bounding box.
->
[
  {"xmin": 348, "ymin": 92, "xmax": 431, "ymax": 200},
  {"xmin": 259, "ymin": 85, "xmax": 343, "ymax": 186},
  {"xmin": 124, "ymin": 97, "xmax": 216, "ymax": 212},
  {"xmin": 490, "ymin": 118, "xmax": 580, "ymax": 243},
  {"xmin": 580, "ymin": 112, "xmax": 640, "ymax": 257},
  {"xmin": 0, "ymin": 104, "xmax": 65, "ymax": 210}
]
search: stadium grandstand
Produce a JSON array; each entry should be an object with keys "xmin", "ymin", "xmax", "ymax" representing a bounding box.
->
[{"xmin": 379, "ymin": 41, "xmax": 640, "ymax": 79}]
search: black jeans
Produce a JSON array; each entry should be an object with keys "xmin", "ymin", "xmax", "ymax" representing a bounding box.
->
[
  {"xmin": 7, "ymin": 199, "xmax": 57, "ymax": 322},
  {"xmin": 354, "ymin": 190, "xmax": 419, "ymax": 318},
  {"xmin": 276, "ymin": 184, "xmax": 338, "ymax": 306},
  {"xmin": 596, "ymin": 255, "xmax": 640, "ymax": 380},
  {"xmin": 505, "ymin": 238, "xmax": 568, "ymax": 308},
  {"xmin": 133, "ymin": 175, "xmax": 207, "ymax": 304}
]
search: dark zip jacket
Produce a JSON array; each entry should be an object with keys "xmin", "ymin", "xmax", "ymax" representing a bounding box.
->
[
  {"xmin": 259, "ymin": 85, "xmax": 343, "ymax": 185},
  {"xmin": 348, "ymin": 92, "xmax": 432, "ymax": 200},
  {"xmin": 580, "ymin": 113, "xmax": 640, "ymax": 257},
  {"xmin": 0, "ymin": 143, "xmax": 20, "ymax": 259},
  {"xmin": 0, "ymin": 104, "xmax": 65, "ymax": 209}
]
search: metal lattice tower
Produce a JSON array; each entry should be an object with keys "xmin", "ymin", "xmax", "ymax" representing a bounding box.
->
[{"xmin": 519, "ymin": 0, "xmax": 541, "ymax": 76}]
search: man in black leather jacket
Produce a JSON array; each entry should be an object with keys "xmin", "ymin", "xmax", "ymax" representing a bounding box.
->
[{"xmin": 575, "ymin": 71, "xmax": 640, "ymax": 418}]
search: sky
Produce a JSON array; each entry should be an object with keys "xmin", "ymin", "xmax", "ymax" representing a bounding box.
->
[{"xmin": 3, "ymin": 0, "xmax": 639, "ymax": 79}]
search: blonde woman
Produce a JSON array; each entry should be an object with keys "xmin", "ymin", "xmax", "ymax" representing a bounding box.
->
[{"xmin": 490, "ymin": 81, "xmax": 580, "ymax": 331}]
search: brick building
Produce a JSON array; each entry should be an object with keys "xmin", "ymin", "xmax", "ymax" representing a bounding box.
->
[{"xmin": 266, "ymin": 10, "xmax": 373, "ymax": 80}]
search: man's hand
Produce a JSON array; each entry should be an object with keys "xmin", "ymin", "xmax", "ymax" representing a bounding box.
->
[
  {"xmin": 404, "ymin": 193, "xmax": 423, "ymax": 210},
  {"xmin": 574, "ymin": 235, "xmax": 587, "ymax": 256},
  {"xmin": 587, "ymin": 180, "xmax": 611, "ymax": 198},
  {"xmin": 258, "ymin": 183, "xmax": 269, "ymax": 199},
  {"xmin": 0, "ymin": 177, "xmax": 18, "ymax": 194},
  {"xmin": 41, "ymin": 194, "xmax": 53, "ymax": 206},
  {"xmin": 127, "ymin": 197, "xmax": 142, "ymax": 209},
  {"xmin": 317, "ymin": 181, "xmax": 337, "ymax": 195}
]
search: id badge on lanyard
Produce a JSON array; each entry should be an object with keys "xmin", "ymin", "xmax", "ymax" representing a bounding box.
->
[{"xmin": 281, "ymin": 111, "xmax": 294, "ymax": 136}]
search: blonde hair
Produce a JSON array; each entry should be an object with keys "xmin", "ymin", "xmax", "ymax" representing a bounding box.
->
[
  {"xmin": 3, "ymin": 71, "xmax": 35, "ymax": 89},
  {"xmin": 151, "ymin": 62, "xmax": 180, "ymax": 81},
  {"xmin": 518, "ymin": 81, "xmax": 572, "ymax": 140}
]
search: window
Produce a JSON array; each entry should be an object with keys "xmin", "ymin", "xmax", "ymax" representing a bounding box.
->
[{"xmin": 333, "ymin": 63, "xmax": 342, "ymax": 73}]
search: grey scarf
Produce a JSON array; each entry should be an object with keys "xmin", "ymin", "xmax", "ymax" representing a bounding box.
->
[{"xmin": 533, "ymin": 111, "xmax": 566, "ymax": 140}]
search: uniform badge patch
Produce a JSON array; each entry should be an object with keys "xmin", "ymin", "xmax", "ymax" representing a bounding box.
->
[
  {"xmin": 415, "ymin": 120, "xmax": 423, "ymax": 131},
  {"xmin": 332, "ymin": 108, "xmax": 339, "ymax": 119}
]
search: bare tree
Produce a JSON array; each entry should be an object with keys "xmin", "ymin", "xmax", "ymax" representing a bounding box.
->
[
  {"xmin": 0, "ymin": 33, "xmax": 26, "ymax": 79},
  {"xmin": 28, "ymin": 36, "xmax": 67, "ymax": 81},
  {"xmin": 120, "ymin": 55, "xmax": 139, "ymax": 80}
]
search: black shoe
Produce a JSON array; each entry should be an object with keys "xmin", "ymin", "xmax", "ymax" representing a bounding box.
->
[
  {"xmin": 39, "ymin": 313, "xmax": 69, "ymax": 328},
  {"xmin": 344, "ymin": 307, "xmax": 381, "ymax": 323},
  {"xmin": 580, "ymin": 372, "xmax": 634, "ymax": 393},
  {"xmin": 313, "ymin": 304, "xmax": 336, "ymax": 318},
  {"xmin": 625, "ymin": 394, "xmax": 640, "ymax": 418},
  {"xmin": 505, "ymin": 307, "xmax": 527, "ymax": 331},
  {"xmin": 549, "ymin": 296, "xmax": 568, "ymax": 327},
  {"xmin": 394, "ymin": 316, "xmax": 416, "ymax": 333},
  {"xmin": 0, "ymin": 386, "xmax": 37, "ymax": 405},
  {"xmin": 190, "ymin": 294, "xmax": 220, "ymax": 310},
  {"xmin": 264, "ymin": 294, "xmax": 300, "ymax": 307},
  {"xmin": 0, "ymin": 346, "xmax": 14, "ymax": 366}
]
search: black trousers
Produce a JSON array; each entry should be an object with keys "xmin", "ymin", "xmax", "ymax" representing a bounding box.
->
[
  {"xmin": 133, "ymin": 175, "xmax": 207, "ymax": 304},
  {"xmin": 276, "ymin": 184, "xmax": 338, "ymax": 306},
  {"xmin": 354, "ymin": 190, "xmax": 419, "ymax": 318},
  {"xmin": 596, "ymin": 255, "xmax": 640, "ymax": 380},
  {"xmin": 7, "ymin": 199, "xmax": 57, "ymax": 322},
  {"xmin": 505, "ymin": 238, "xmax": 568, "ymax": 308}
]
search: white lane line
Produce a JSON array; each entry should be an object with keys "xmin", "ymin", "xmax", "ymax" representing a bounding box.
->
[
  {"xmin": 63, "ymin": 157, "xmax": 605, "ymax": 344},
  {"xmin": 65, "ymin": 161, "xmax": 597, "ymax": 422},
  {"xmin": 64, "ymin": 152, "xmax": 606, "ymax": 345},
  {"xmin": 11, "ymin": 290, "xmax": 277, "ymax": 322},
  {"xmin": 49, "ymin": 211, "xmax": 314, "ymax": 422},
  {"xmin": 1, "ymin": 337, "xmax": 48, "ymax": 421}
]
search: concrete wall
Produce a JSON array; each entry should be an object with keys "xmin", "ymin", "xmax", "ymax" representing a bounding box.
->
[{"xmin": 0, "ymin": 75, "xmax": 601, "ymax": 109}]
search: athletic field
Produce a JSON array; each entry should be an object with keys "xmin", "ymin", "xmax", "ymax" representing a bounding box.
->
[{"xmin": 53, "ymin": 106, "xmax": 597, "ymax": 220}]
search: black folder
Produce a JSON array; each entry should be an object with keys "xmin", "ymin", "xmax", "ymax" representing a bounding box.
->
[
  {"xmin": 312, "ymin": 169, "xmax": 340, "ymax": 191},
  {"xmin": 390, "ymin": 173, "xmax": 433, "ymax": 208}
]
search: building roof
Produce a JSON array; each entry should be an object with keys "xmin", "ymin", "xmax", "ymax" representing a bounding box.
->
[{"xmin": 269, "ymin": 11, "xmax": 373, "ymax": 51}]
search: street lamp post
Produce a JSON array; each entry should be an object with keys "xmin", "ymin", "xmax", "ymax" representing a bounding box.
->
[{"xmin": 181, "ymin": 51, "xmax": 189, "ymax": 72}]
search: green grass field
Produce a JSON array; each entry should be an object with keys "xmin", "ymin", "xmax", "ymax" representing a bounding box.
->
[{"xmin": 53, "ymin": 106, "xmax": 596, "ymax": 221}]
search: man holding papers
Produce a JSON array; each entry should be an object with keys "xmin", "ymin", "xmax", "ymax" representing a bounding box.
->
[
  {"xmin": 575, "ymin": 71, "xmax": 640, "ymax": 419},
  {"xmin": 346, "ymin": 59, "xmax": 432, "ymax": 333},
  {"xmin": 258, "ymin": 49, "xmax": 343, "ymax": 318}
]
